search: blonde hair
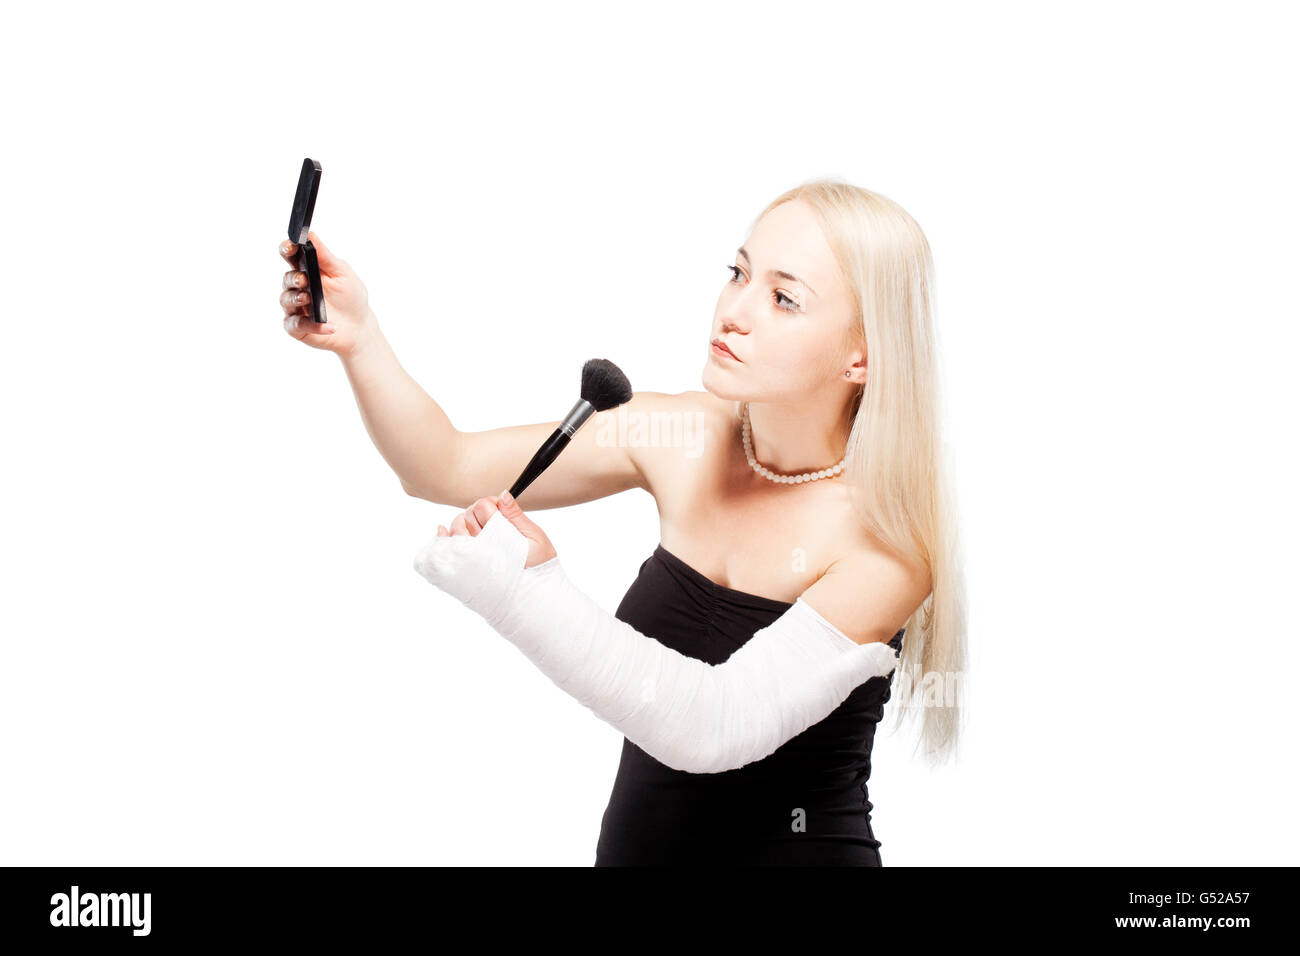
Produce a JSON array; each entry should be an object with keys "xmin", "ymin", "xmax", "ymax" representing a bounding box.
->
[{"xmin": 735, "ymin": 178, "xmax": 967, "ymax": 766}]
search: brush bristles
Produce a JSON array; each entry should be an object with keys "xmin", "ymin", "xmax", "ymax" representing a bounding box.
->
[{"xmin": 580, "ymin": 358, "xmax": 634, "ymax": 412}]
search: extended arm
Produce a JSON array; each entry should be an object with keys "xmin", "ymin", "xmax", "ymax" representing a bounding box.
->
[{"xmin": 413, "ymin": 511, "xmax": 899, "ymax": 774}]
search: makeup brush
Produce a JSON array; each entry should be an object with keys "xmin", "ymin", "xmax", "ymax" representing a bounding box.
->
[{"xmin": 509, "ymin": 358, "xmax": 634, "ymax": 500}]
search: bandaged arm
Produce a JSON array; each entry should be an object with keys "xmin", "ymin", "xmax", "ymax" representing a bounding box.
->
[{"xmin": 413, "ymin": 510, "xmax": 900, "ymax": 774}]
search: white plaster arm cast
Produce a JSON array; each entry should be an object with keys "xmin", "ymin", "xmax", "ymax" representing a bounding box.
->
[{"xmin": 413, "ymin": 510, "xmax": 899, "ymax": 774}]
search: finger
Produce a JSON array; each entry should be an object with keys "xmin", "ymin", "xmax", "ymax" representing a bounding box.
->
[
  {"xmin": 437, "ymin": 524, "xmax": 448, "ymax": 537},
  {"xmin": 280, "ymin": 287, "xmax": 312, "ymax": 312},
  {"xmin": 471, "ymin": 496, "xmax": 505, "ymax": 535},
  {"xmin": 283, "ymin": 269, "xmax": 305, "ymax": 291},
  {"xmin": 497, "ymin": 490, "xmax": 531, "ymax": 529},
  {"xmin": 283, "ymin": 312, "xmax": 336, "ymax": 337},
  {"xmin": 497, "ymin": 489, "xmax": 522, "ymax": 519},
  {"xmin": 279, "ymin": 239, "xmax": 299, "ymax": 264},
  {"xmin": 285, "ymin": 295, "xmax": 312, "ymax": 318},
  {"xmin": 496, "ymin": 489, "xmax": 542, "ymax": 541},
  {"xmin": 449, "ymin": 513, "xmax": 469, "ymax": 536},
  {"xmin": 464, "ymin": 506, "xmax": 484, "ymax": 536},
  {"xmin": 475, "ymin": 497, "xmax": 500, "ymax": 525}
]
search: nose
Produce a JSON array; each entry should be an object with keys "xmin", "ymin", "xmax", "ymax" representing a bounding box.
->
[
  {"xmin": 720, "ymin": 318, "xmax": 745, "ymax": 339},
  {"xmin": 719, "ymin": 309, "xmax": 750, "ymax": 336},
  {"xmin": 719, "ymin": 285, "xmax": 759, "ymax": 335}
]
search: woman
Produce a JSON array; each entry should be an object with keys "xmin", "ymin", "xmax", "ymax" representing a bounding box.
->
[{"xmin": 278, "ymin": 178, "xmax": 966, "ymax": 865}]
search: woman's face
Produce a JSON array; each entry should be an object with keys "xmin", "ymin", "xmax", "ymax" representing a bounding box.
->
[{"xmin": 702, "ymin": 199, "xmax": 860, "ymax": 403}]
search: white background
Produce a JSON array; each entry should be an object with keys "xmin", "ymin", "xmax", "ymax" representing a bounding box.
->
[{"xmin": 2, "ymin": 0, "xmax": 1296, "ymax": 866}]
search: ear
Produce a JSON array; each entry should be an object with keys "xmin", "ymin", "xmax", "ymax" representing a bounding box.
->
[{"xmin": 845, "ymin": 352, "xmax": 868, "ymax": 387}]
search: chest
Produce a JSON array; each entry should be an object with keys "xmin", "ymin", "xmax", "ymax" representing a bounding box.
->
[{"xmin": 645, "ymin": 414, "xmax": 858, "ymax": 604}]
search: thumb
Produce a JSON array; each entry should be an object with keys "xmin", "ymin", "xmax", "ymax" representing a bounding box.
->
[
  {"xmin": 496, "ymin": 489, "xmax": 537, "ymax": 538},
  {"xmin": 306, "ymin": 229, "xmax": 345, "ymax": 274}
]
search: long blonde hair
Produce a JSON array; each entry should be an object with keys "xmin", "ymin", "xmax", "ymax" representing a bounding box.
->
[{"xmin": 737, "ymin": 178, "xmax": 967, "ymax": 766}]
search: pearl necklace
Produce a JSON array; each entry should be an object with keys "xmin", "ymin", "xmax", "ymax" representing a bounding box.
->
[{"xmin": 741, "ymin": 402, "xmax": 845, "ymax": 484}]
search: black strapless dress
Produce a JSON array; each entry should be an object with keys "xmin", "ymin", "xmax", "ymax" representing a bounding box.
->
[{"xmin": 593, "ymin": 544, "xmax": 905, "ymax": 867}]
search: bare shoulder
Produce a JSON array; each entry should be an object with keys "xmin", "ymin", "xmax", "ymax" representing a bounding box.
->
[
  {"xmin": 611, "ymin": 389, "xmax": 718, "ymax": 450},
  {"xmin": 633, "ymin": 388, "xmax": 732, "ymax": 422},
  {"xmin": 617, "ymin": 389, "xmax": 729, "ymax": 495},
  {"xmin": 799, "ymin": 521, "xmax": 933, "ymax": 646}
]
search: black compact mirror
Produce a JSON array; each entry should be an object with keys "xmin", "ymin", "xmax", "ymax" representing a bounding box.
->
[{"xmin": 287, "ymin": 157, "xmax": 327, "ymax": 324}]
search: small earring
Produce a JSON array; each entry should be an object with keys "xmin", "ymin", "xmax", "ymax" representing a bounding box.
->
[{"xmin": 844, "ymin": 370, "xmax": 851, "ymax": 378}]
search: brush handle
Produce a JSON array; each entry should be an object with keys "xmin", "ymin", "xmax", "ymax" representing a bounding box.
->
[
  {"xmin": 509, "ymin": 427, "xmax": 571, "ymax": 500},
  {"xmin": 508, "ymin": 397, "xmax": 598, "ymax": 500}
]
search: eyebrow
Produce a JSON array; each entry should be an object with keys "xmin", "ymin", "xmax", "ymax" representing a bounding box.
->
[{"xmin": 736, "ymin": 247, "xmax": 818, "ymax": 297}]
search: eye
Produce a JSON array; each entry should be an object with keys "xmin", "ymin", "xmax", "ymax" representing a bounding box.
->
[{"xmin": 725, "ymin": 264, "xmax": 800, "ymax": 313}]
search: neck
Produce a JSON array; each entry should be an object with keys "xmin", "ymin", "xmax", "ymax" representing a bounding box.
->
[{"xmin": 744, "ymin": 398, "xmax": 852, "ymax": 475}]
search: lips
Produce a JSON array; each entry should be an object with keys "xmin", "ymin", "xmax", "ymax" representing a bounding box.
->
[{"xmin": 711, "ymin": 338, "xmax": 740, "ymax": 361}]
